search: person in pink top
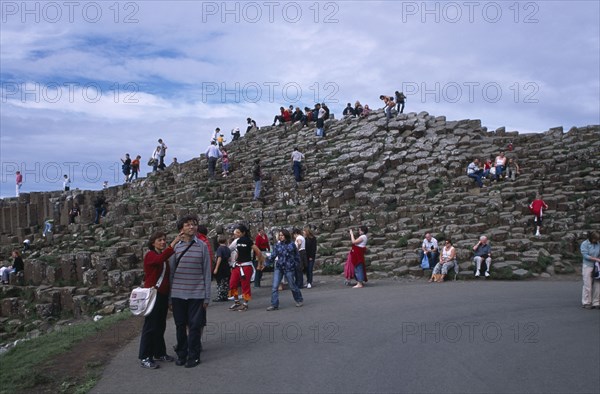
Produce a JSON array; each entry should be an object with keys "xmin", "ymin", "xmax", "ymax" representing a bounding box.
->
[
  {"xmin": 529, "ymin": 193, "xmax": 549, "ymax": 237},
  {"xmin": 15, "ymin": 171, "xmax": 23, "ymax": 197}
]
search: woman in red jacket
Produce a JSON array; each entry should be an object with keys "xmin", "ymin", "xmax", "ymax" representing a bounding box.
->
[{"xmin": 138, "ymin": 231, "xmax": 182, "ymax": 369}]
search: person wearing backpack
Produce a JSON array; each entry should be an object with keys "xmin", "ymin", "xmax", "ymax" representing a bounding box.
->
[
  {"xmin": 395, "ymin": 91, "xmax": 406, "ymax": 114},
  {"xmin": 264, "ymin": 229, "xmax": 304, "ymax": 310},
  {"xmin": 580, "ymin": 231, "xmax": 600, "ymax": 309}
]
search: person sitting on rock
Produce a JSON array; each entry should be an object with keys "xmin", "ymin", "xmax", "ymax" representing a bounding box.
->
[
  {"xmin": 467, "ymin": 158, "xmax": 484, "ymax": 188},
  {"xmin": 1, "ymin": 249, "xmax": 24, "ymax": 284},
  {"xmin": 302, "ymin": 107, "xmax": 313, "ymax": 127},
  {"xmin": 495, "ymin": 151, "xmax": 507, "ymax": 181},
  {"xmin": 272, "ymin": 107, "xmax": 291, "ymax": 126},
  {"xmin": 354, "ymin": 101, "xmax": 363, "ymax": 117},
  {"xmin": 343, "ymin": 103, "xmax": 355, "ymax": 117},
  {"xmin": 231, "ymin": 127, "xmax": 241, "ymax": 141},
  {"xmin": 429, "ymin": 239, "xmax": 457, "ymax": 282},
  {"xmin": 473, "ymin": 235, "xmax": 492, "ymax": 277},
  {"xmin": 482, "ymin": 158, "xmax": 493, "ymax": 179},
  {"xmin": 292, "ymin": 107, "xmax": 305, "ymax": 123},
  {"xmin": 246, "ymin": 118, "xmax": 258, "ymax": 134},
  {"xmin": 506, "ymin": 158, "xmax": 520, "ymax": 181},
  {"xmin": 419, "ymin": 232, "xmax": 439, "ymax": 269},
  {"xmin": 360, "ymin": 104, "xmax": 371, "ymax": 118}
]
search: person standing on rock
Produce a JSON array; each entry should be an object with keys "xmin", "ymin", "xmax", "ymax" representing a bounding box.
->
[
  {"xmin": 303, "ymin": 226, "xmax": 318, "ymax": 289},
  {"xmin": 380, "ymin": 95, "xmax": 394, "ymax": 121},
  {"xmin": 291, "ymin": 147, "xmax": 305, "ymax": 182},
  {"xmin": 157, "ymin": 139, "xmax": 167, "ymax": 170},
  {"xmin": 253, "ymin": 159, "xmax": 262, "ymax": 200},
  {"xmin": 529, "ymin": 193, "xmax": 548, "ymax": 237},
  {"xmin": 395, "ymin": 91, "xmax": 406, "ymax": 114},
  {"xmin": 580, "ymin": 231, "xmax": 600, "ymax": 309},
  {"xmin": 15, "ymin": 171, "xmax": 23, "ymax": 197},
  {"xmin": 129, "ymin": 155, "xmax": 141, "ymax": 181},
  {"xmin": 293, "ymin": 228, "xmax": 307, "ymax": 289},
  {"xmin": 169, "ymin": 215, "xmax": 211, "ymax": 368},
  {"xmin": 205, "ymin": 141, "xmax": 222, "ymax": 180},
  {"xmin": 473, "ymin": 235, "xmax": 492, "ymax": 277},
  {"xmin": 315, "ymin": 103, "xmax": 325, "ymax": 137},
  {"xmin": 138, "ymin": 230, "xmax": 183, "ymax": 369}
]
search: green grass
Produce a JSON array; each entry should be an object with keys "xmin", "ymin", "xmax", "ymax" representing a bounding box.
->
[{"xmin": 0, "ymin": 311, "xmax": 132, "ymax": 394}]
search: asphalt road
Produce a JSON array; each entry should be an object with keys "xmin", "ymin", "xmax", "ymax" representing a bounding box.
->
[{"xmin": 92, "ymin": 275, "xmax": 600, "ymax": 394}]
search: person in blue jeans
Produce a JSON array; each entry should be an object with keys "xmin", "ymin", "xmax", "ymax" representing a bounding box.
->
[{"xmin": 264, "ymin": 229, "xmax": 303, "ymax": 310}]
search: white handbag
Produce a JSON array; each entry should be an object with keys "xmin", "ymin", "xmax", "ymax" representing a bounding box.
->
[{"xmin": 129, "ymin": 263, "xmax": 166, "ymax": 316}]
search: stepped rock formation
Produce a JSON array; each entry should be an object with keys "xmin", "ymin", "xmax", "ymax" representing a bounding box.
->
[{"xmin": 0, "ymin": 109, "xmax": 598, "ymax": 345}]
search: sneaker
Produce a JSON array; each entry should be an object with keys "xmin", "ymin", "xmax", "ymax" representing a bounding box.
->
[
  {"xmin": 229, "ymin": 302, "xmax": 241, "ymax": 310},
  {"xmin": 266, "ymin": 305, "xmax": 278, "ymax": 311},
  {"xmin": 307, "ymin": 283, "xmax": 312, "ymax": 289},
  {"xmin": 485, "ymin": 271, "xmax": 490, "ymax": 277},
  {"xmin": 140, "ymin": 358, "xmax": 159, "ymax": 369},
  {"xmin": 475, "ymin": 270, "xmax": 480, "ymax": 277},
  {"xmin": 155, "ymin": 355, "xmax": 175, "ymax": 362},
  {"xmin": 295, "ymin": 302, "xmax": 303, "ymax": 307},
  {"xmin": 185, "ymin": 358, "xmax": 201, "ymax": 368},
  {"xmin": 238, "ymin": 303, "xmax": 249, "ymax": 312}
]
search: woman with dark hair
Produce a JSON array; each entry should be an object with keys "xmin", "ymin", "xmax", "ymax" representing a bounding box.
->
[
  {"xmin": 303, "ymin": 226, "xmax": 317, "ymax": 289},
  {"xmin": 138, "ymin": 230, "xmax": 182, "ymax": 369},
  {"xmin": 265, "ymin": 229, "xmax": 304, "ymax": 310},
  {"xmin": 346, "ymin": 226, "xmax": 369, "ymax": 288},
  {"xmin": 1, "ymin": 250, "xmax": 24, "ymax": 284},
  {"xmin": 429, "ymin": 239, "xmax": 457, "ymax": 283},
  {"xmin": 229, "ymin": 224, "xmax": 264, "ymax": 312},
  {"xmin": 580, "ymin": 231, "xmax": 600, "ymax": 309}
]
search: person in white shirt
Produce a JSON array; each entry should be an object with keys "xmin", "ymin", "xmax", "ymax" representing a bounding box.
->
[
  {"xmin": 291, "ymin": 147, "xmax": 305, "ymax": 182},
  {"xmin": 293, "ymin": 228, "xmax": 307, "ymax": 289}
]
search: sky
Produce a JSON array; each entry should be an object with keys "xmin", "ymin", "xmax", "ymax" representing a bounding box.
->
[{"xmin": 1, "ymin": 0, "xmax": 599, "ymax": 197}]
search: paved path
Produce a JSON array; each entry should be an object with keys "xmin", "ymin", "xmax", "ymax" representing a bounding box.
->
[{"xmin": 92, "ymin": 276, "xmax": 600, "ymax": 393}]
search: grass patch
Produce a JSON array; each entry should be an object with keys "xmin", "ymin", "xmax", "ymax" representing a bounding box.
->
[
  {"xmin": 396, "ymin": 236, "xmax": 409, "ymax": 248},
  {"xmin": 0, "ymin": 311, "xmax": 132, "ymax": 394},
  {"xmin": 319, "ymin": 246, "xmax": 335, "ymax": 256}
]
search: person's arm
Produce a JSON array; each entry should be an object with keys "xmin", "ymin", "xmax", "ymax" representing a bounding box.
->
[
  {"xmin": 214, "ymin": 256, "xmax": 221, "ymax": 275},
  {"xmin": 473, "ymin": 242, "xmax": 480, "ymax": 252},
  {"xmin": 422, "ymin": 240, "xmax": 428, "ymax": 253},
  {"xmin": 449, "ymin": 247, "xmax": 456, "ymax": 261},
  {"xmin": 252, "ymin": 245, "xmax": 264, "ymax": 266},
  {"xmin": 581, "ymin": 242, "xmax": 600, "ymax": 262}
]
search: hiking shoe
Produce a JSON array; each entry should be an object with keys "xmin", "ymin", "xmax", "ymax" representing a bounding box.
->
[
  {"xmin": 155, "ymin": 355, "xmax": 175, "ymax": 362},
  {"xmin": 295, "ymin": 302, "xmax": 303, "ymax": 307},
  {"xmin": 266, "ymin": 305, "xmax": 278, "ymax": 311},
  {"xmin": 185, "ymin": 358, "xmax": 201, "ymax": 368},
  {"xmin": 229, "ymin": 302, "xmax": 241, "ymax": 310},
  {"xmin": 238, "ymin": 303, "xmax": 249, "ymax": 312},
  {"xmin": 140, "ymin": 358, "xmax": 159, "ymax": 369},
  {"xmin": 307, "ymin": 283, "xmax": 312, "ymax": 289},
  {"xmin": 484, "ymin": 271, "xmax": 490, "ymax": 277},
  {"xmin": 475, "ymin": 270, "xmax": 480, "ymax": 277}
]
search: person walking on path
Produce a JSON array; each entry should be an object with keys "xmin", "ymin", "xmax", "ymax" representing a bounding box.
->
[
  {"xmin": 265, "ymin": 229, "xmax": 304, "ymax": 310},
  {"xmin": 580, "ymin": 231, "xmax": 600, "ymax": 309}
]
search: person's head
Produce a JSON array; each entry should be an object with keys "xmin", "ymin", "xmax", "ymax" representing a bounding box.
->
[
  {"xmin": 480, "ymin": 235, "xmax": 488, "ymax": 244},
  {"xmin": 315, "ymin": 103, "xmax": 321, "ymax": 109},
  {"xmin": 197, "ymin": 224, "xmax": 208, "ymax": 236},
  {"xmin": 211, "ymin": 141, "xmax": 216, "ymax": 145},
  {"xmin": 147, "ymin": 231, "xmax": 167, "ymax": 252},
  {"xmin": 444, "ymin": 239, "xmax": 453, "ymax": 247},
  {"xmin": 125, "ymin": 153, "xmax": 130, "ymax": 158},
  {"xmin": 499, "ymin": 151, "xmax": 505, "ymax": 157},
  {"xmin": 303, "ymin": 226, "xmax": 314, "ymax": 238},
  {"xmin": 235, "ymin": 224, "xmax": 249, "ymax": 238},
  {"xmin": 359, "ymin": 225, "xmax": 369, "ymax": 235},
  {"xmin": 16, "ymin": 171, "xmax": 20, "ymax": 175},
  {"xmin": 234, "ymin": 127, "xmax": 240, "ymax": 132},
  {"xmin": 278, "ymin": 229, "xmax": 292, "ymax": 243},
  {"xmin": 425, "ymin": 232, "xmax": 432, "ymax": 241},
  {"xmin": 177, "ymin": 214, "xmax": 199, "ymax": 236},
  {"xmin": 136, "ymin": 155, "xmax": 141, "ymax": 159},
  {"xmin": 11, "ymin": 249, "xmax": 21, "ymax": 258},
  {"xmin": 395, "ymin": 91, "xmax": 400, "ymax": 95},
  {"xmin": 379, "ymin": 95, "xmax": 385, "ymax": 100},
  {"xmin": 355, "ymin": 100, "xmax": 361, "ymax": 106},
  {"xmin": 172, "ymin": 157, "xmax": 178, "ymax": 162},
  {"xmin": 258, "ymin": 228, "xmax": 266, "ymax": 235},
  {"xmin": 364, "ymin": 105, "xmax": 370, "ymax": 110},
  {"xmin": 218, "ymin": 236, "xmax": 228, "ymax": 245},
  {"xmin": 587, "ymin": 231, "xmax": 600, "ymax": 244},
  {"xmin": 347, "ymin": 103, "xmax": 351, "ymax": 107},
  {"xmin": 247, "ymin": 117, "xmax": 251, "ymax": 122},
  {"xmin": 215, "ymin": 128, "xmax": 220, "ymax": 132},
  {"xmin": 280, "ymin": 106, "xmax": 284, "ymax": 111},
  {"xmin": 473, "ymin": 158, "xmax": 480, "ymax": 164},
  {"xmin": 292, "ymin": 228, "xmax": 302, "ymax": 236},
  {"xmin": 158, "ymin": 139, "xmax": 163, "ymax": 143}
]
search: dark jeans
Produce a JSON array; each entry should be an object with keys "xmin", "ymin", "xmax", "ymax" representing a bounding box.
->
[
  {"xmin": 396, "ymin": 102, "xmax": 405, "ymax": 113},
  {"xmin": 94, "ymin": 207, "xmax": 106, "ymax": 224},
  {"xmin": 295, "ymin": 250, "xmax": 307, "ymax": 288},
  {"xmin": 172, "ymin": 298, "xmax": 206, "ymax": 361},
  {"xmin": 208, "ymin": 157, "xmax": 218, "ymax": 179},
  {"xmin": 253, "ymin": 259, "xmax": 263, "ymax": 287},
  {"xmin": 138, "ymin": 292, "xmax": 169, "ymax": 360},
  {"xmin": 293, "ymin": 161, "xmax": 302, "ymax": 181},
  {"xmin": 468, "ymin": 169, "xmax": 484, "ymax": 187},
  {"xmin": 306, "ymin": 257, "xmax": 315, "ymax": 285}
]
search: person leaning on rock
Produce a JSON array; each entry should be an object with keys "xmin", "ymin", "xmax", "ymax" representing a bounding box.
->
[{"xmin": 473, "ymin": 235, "xmax": 492, "ymax": 277}]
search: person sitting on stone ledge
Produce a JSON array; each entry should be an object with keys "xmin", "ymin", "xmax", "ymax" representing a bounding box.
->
[
  {"xmin": 482, "ymin": 158, "xmax": 493, "ymax": 179},
  {"xmin": 467, "ymin": 158, "xmax": 485, "ymax": 188},
  {"xmin": 494, "ymin": 151, "xmax": 507, "ymax": 181},
  {"xmin": 360, "ymin": 104, "xmax": 371, "ymax": 118},
  {"xmin": 429, "ymin": 239, "xmax": 457, "ymax": 282},
  {"xmin": 343, "ymin": 103, "xmax": 355, "ymax": 117},
  {"xmin": 473, "ymin": 235, "xmax": 492, "ymax": 277},
  {"xmin": 302, "ymin": 107, "xmax": 313, "ymax": 127},
  {"xmin": 506, "ymin": 158, "xmax": 520, "ymax": 181},
  {"xmin": 272, "ymin": 106, "xmax": 291, "ymax": 126},
  {"xmin": 292, "ymin": 107, "xmax": 305, "ymax": 123},
  {"xmin": 246, "ymin": 118, "xmax": 258, "ymax": 134},
  {"xmin": 419, "ymin": 232, "xmax": 439, "ymax": 269},
  {"xmin": 1, "ymin": 249, "xmax": 24, "ymax": 284},
  {"xmin": 354, "ymin": 101, "xmax": 363, "ymax": 117}
]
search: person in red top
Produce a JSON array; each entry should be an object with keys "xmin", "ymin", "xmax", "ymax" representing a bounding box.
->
[
  {"xmin": 254, "ymin": 228, "xmax": 270, "ymax": 288},
  {"xmin": 197, "ymin": 225, "xmax": 214, "ymax": 271},
  {"xmin": 15, "ymin": 171, "xmax": 23, "ymax": 197},
  {"xmin": 138, "ymin": 230, "xmax": 182, "ymax": 369},
  {"xmin": 529, "ymin": 193, "xmax": 549, "ymax": 237}
]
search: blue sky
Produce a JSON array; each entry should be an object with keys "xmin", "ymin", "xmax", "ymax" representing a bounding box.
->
[{"xmin": 1, "ymin": 0, "xmax": 599, "ymax": 197}]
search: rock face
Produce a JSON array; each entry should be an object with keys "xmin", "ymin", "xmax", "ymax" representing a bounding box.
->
[{"xmin": 0, "ymin": 111, "xmax": 599, "ymax": 334}]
